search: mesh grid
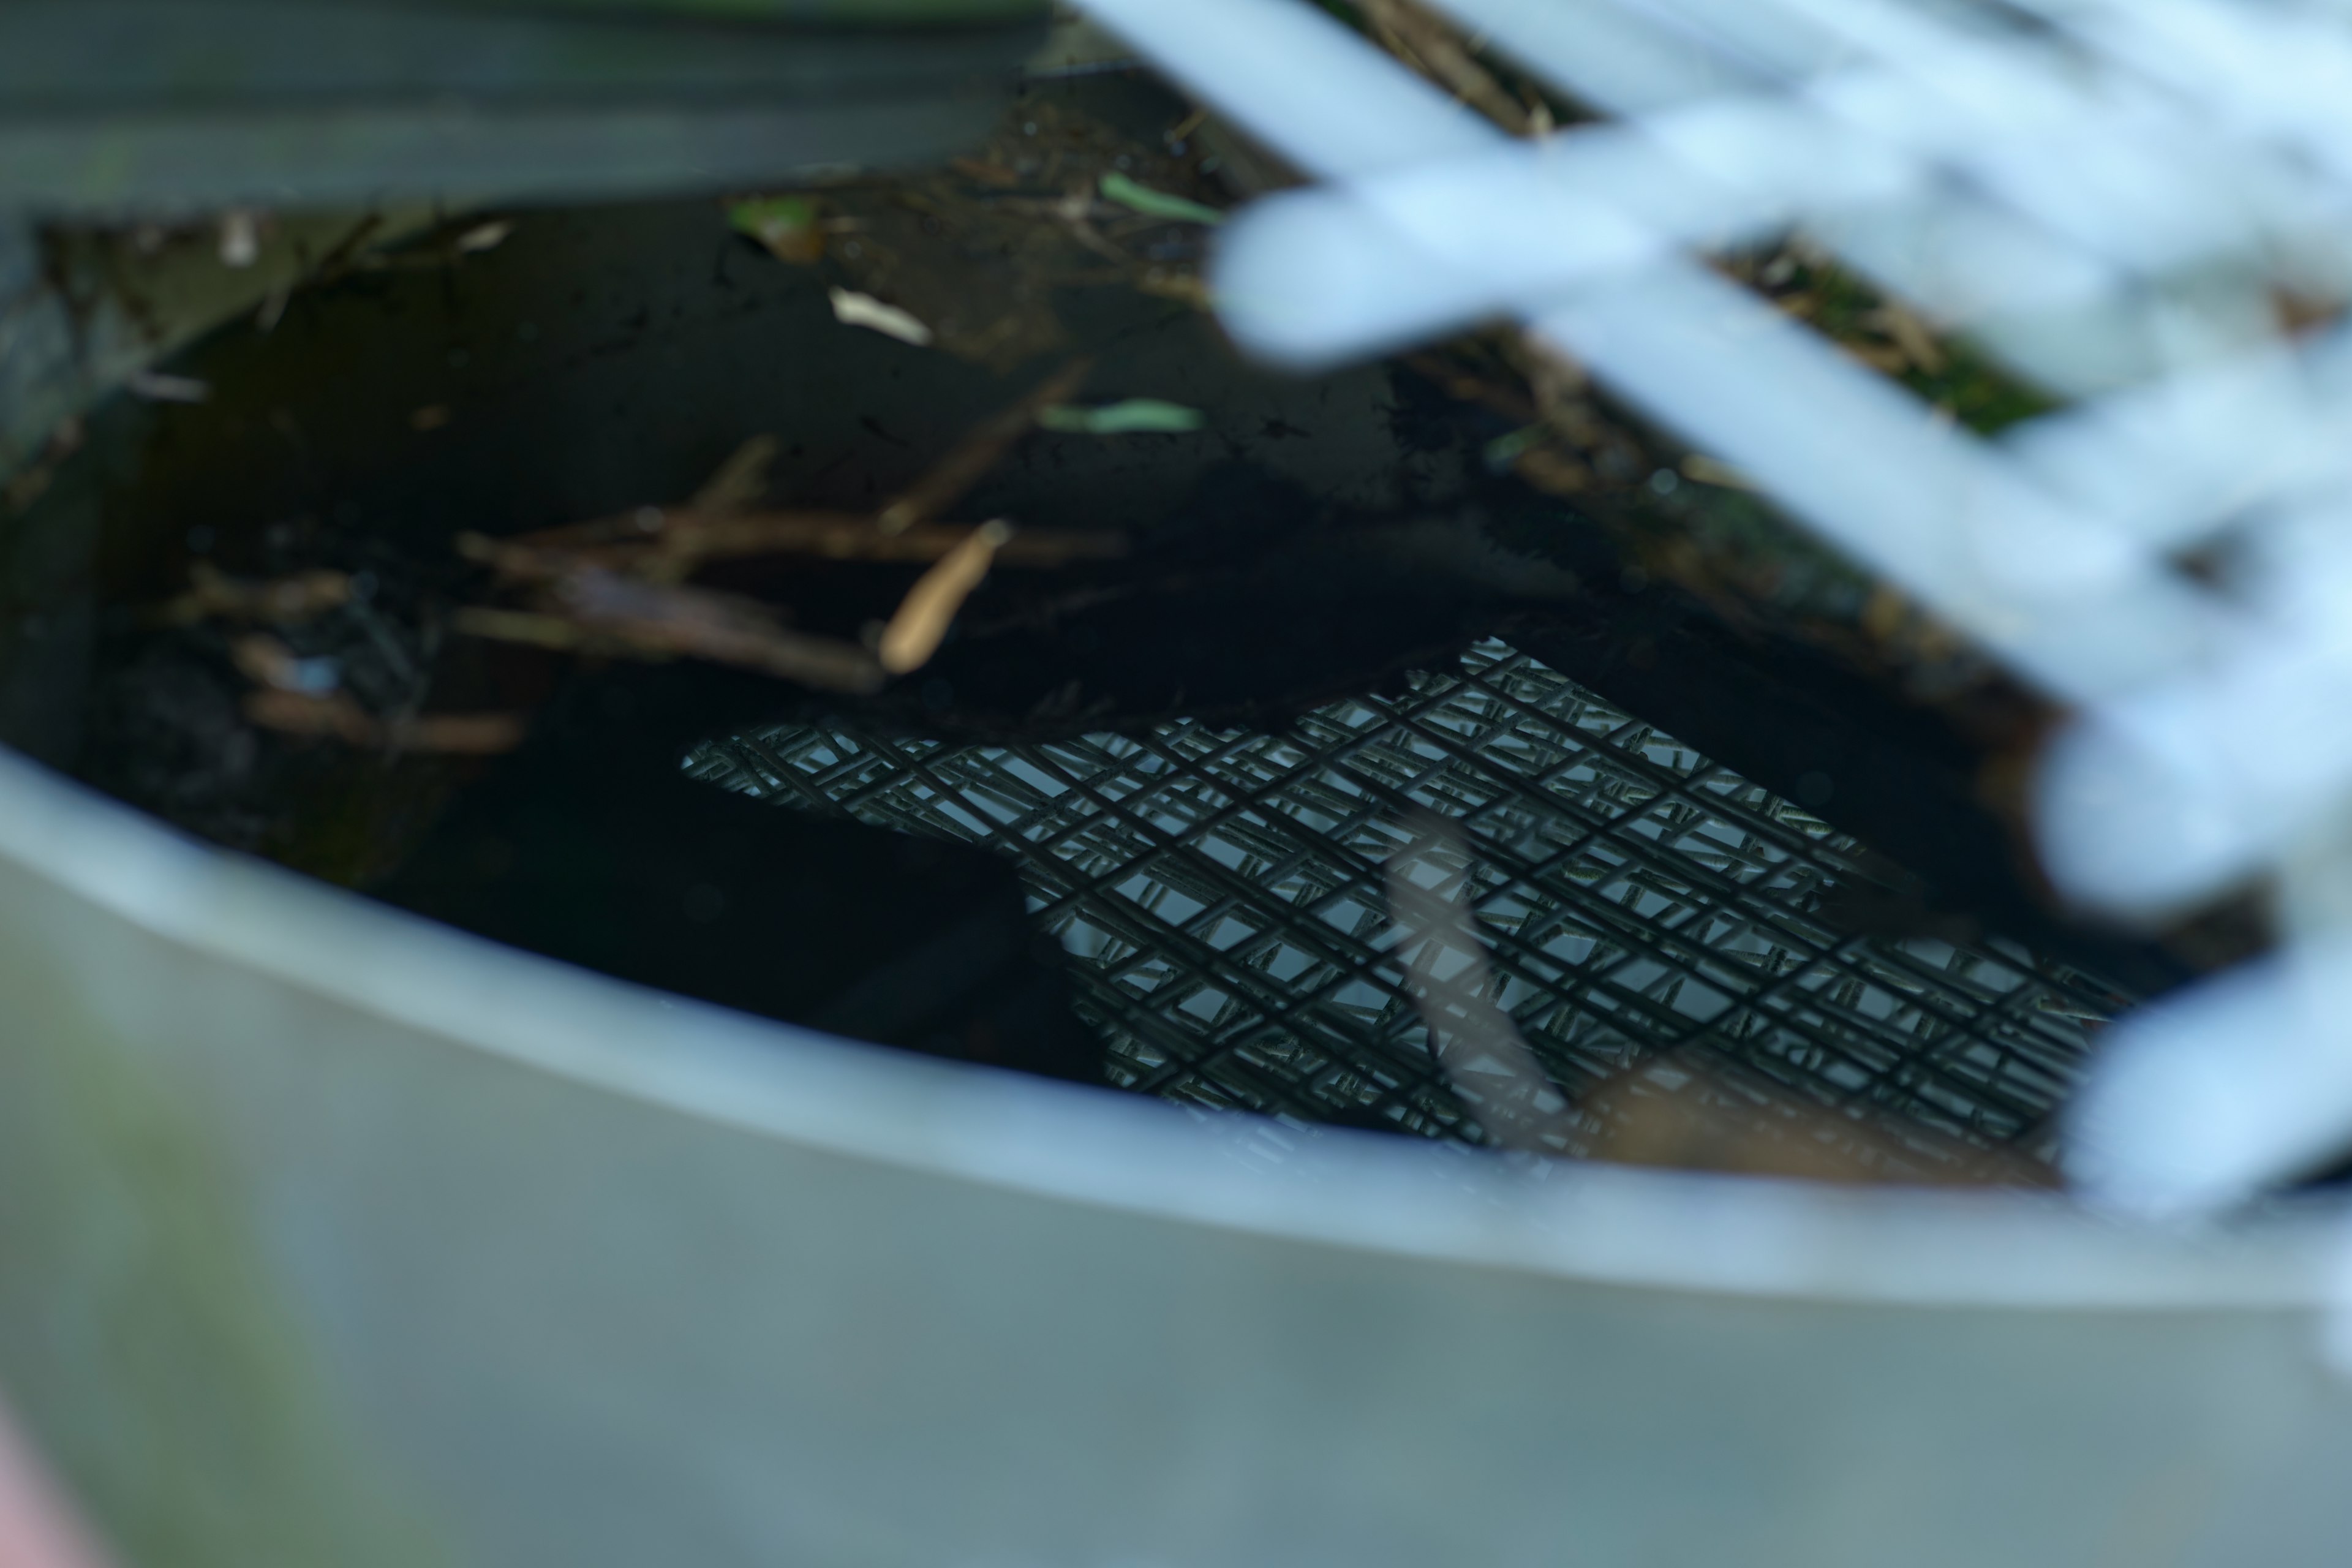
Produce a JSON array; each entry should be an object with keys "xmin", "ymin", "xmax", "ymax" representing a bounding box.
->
[{"xmin": 688, "ymin": 640, "xmax": 2124, "ymax": 1170}]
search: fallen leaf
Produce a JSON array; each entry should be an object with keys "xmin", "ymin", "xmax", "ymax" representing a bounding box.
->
[
  {"xmin": 126, "ymin": 371, "xmax": 209, "ymax": 405},
  {"xmin": 1097, "ymin": 172, "xmax": 1226, "ymax": 225},
  {"xmin": 827, "ymin": 287, "xmax": 933, "ymax": 347},
  {"xmin": 218, "ymin": 210, "xmax": 261, "ymax": 268},
  {"xmin": 728, "ymin": 196, "xmax": 824, "ymax": 263},
  {"xmin": 1038, "ymin": 399, "xmax": 1205, "ymax": 435},
  {"xmin": 1481, "ymin": 423, "xmax": 1547, "ymax": 471},
  {"xmin": 455, "ymin": 219, "xmax": 516, "ymax": 254}
]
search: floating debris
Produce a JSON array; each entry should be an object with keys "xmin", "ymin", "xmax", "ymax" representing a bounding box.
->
[
  {"xmin": 827, "ymin": 286, "xmax": 932, "ymax": 347},
  {"xmin": 728, "ymin": 196, "xmax": 824, "ymax": 264},
  {"xmin": 217, "ymin": 209, "xmax": 261, "ymax": 268},
  {"xmin": 453, "ymin": 219, "xmax": 516, "ymax": 255},
  {"xmin": 244, "ymin": 690, "xmax": 526, "ymax": 755},
  {"xmin": 459, "ymin": 568, "xmax": 887, "ymax": 695},
  {"xmin": 126, "ymin": 370, "xmax": 209, "ymax": 404},
  {"xmin": 229, "ymin": 633, "xmax": 341, "ymax": 696},
  {"xmin": 1679, "ymin": 454, "xmax": 1761, "ymax": 492},
  {"xmin": 159, "ymin": 563, "xmax": 352, "ymax": 627},
  {"xmin": 878, "ymin": 519, "xmax": 1014, "ymax": 675},
  {"xmin": 1038, "ymin": 398, "xmax": 1204, "ymax": 435},
  {"xmin": 1097, "ymin": 171, "xmax": 1226, "ymax": 225}
]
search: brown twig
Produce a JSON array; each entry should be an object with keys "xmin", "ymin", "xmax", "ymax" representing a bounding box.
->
[
  {"xmin": 1362, "ymin": 0, "xmax": 1541, "ymax": 135},
  {"xmin": 876, "ymin": 358, "xmax": 1093, "ymax": 535},
  {"xmin": 158, "ymin": 562, "xmax": 351, "ymax": 627},
  {"xmin": 878, "ymin": 519, "xmax": 1014, "ymax": 675},
  {"xmin": 243, "ymin": 690, "xmax": 527, "ymax": 755},
  {"xmin": 459, "ymin": 568, "xmax": 886, "ymax": 695},
  {"xmin": 448, "ymin": 606, "xmax": 594, "ymax": 652},
  {"xmin": 227, "ymin": 633, "xmax": 326, "ymax": 693},
  {"xmin": 462, "ymin": 514, "xmax": 1123, "ymax": 579},
  {"xmin": 688, "ymin": 434, "xmax": 780, "ymax": 514}
]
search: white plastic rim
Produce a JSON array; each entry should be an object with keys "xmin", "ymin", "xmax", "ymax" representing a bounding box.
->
[{"xmin": 0, "ymin": 739, "xmax": 2335, "ymax": 1314}]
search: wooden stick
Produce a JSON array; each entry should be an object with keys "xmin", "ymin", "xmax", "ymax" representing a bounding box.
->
[
  {"xmin": 879, "ymin": 520, "xmax": 1013, "ymax": 674},
  {"xmin": 462, "ymin": 515, "xmax": 1121, "ymax": 578}
]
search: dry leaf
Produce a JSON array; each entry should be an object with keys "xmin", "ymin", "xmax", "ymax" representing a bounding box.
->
[{"xmin": 828, "ymin": 287, "xmax": 933, "ymax": 347}]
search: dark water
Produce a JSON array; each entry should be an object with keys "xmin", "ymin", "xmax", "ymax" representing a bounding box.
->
[{"xmin": 0, "ymin": 74, "xmax": 2198, "ymax": 1129}]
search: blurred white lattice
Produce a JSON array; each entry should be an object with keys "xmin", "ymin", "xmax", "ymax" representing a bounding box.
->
[{"xmin": 1077, "ymin": 0, "xmax": 2352, "ymax": 1215}]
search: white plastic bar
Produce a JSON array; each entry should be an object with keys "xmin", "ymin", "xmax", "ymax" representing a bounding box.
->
[
  {"xmin": 1529, "ymin": 262, "xmax": 2223, "ymax": 703},
  {"xmin": 2035, "ymin": 483, "xmax": 2352, "ymax": 918},
  {"xmin": 2021, "ymin": 0, "xmax": 2352, "ymax": 189},
  {"xmin": 1109, "ymin": 0, "xmax": 2223, "ymax": 704},
  {"xmin": 1136, "ymin": 0, "xmax": 2221, "ymax": 703},
  {"xmin": 2035, "ymin": 628, "xmax": 2352, "ymax": 914},
  {"xmin": 2067, "ymin": 931, "xmax": 2352, "ymax": 1218},
  {"xmin": 1452, "ymin": 0, "xmax": 2342, "ymax": 277},
  {"xmin": 1085, "ymin": 0, "xmax": 2352, "ymax": 1215},
  {"xmin": 2003, "ymin": 324, "xmax": 2352, "ymax": 552},
  {"xmin": 1428, "ymin": 0, "xmax": 2336, "ymax": 403},
  {"xmin": 1427, "ymin": 0, "xmax": 1811, "ymax": 115},
  {"xmin": 1215, "ymin": 119, "xmax": 2154, "ymax": 383},
  {"xmin": 1213, "ymin": 102, "xmax": 1912, "ymax": 371}
]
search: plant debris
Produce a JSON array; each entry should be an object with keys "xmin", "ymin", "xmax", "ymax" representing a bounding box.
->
[
  {"xmin": 878, "ymin": 519, "xmax": 1014, "ymax": 675},
  {"xmin": 125, "ymin": 371, "xmax": 210, "ymax": 404},
  {"xmin": 29, "ymin": 61, "xmax": 2209, "ymax": 1150},
  {"xmin": 244, "ymin": 688, "xmax": 527, "ymax": 755},
  {"xmin": 1096, "ymin": 172, "xmax": 1226, "ymax": 225},
  {"xmin": 159, "ymin": 562, "xmax": 352, "ymax": 627},
  {"xmin": 727, "ymin": 197, "xmax": 824, "ymax": 264},
  {"xmin": 431, "ymin": 356, "xmax": 1112, "ymax": 696},
  {"xmin": 876, "ymin": 357, "xmax": 1092, "ymax": 533},
  {"xmin": 827, "ymin": 286, "xmax": 933, "ymax": 347},
  {"xmin": 1038, "ymin": 398, "xmax": 1204, "ymax": 434},
  {"xmin": 735, "ymin": 94, "xmax": 1235, "ymax": 371}
]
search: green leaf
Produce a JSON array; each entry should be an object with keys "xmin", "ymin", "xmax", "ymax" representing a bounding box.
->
[
  {"xmin": 1038, "ymin": 399, "xmax": 1207, "ymax": 435},
  {"xmin": 1482, "ymin": 424, "xmax": 1547, "ymax": 471},
  {"xmin": 728, "ymin": 195, "xmax": 823, "ymax": 261},
  {"xmin": 1097, "ymin": 172, "xmax": 1226, "ymax": 225},
  {"xmin": 728, "ymin": 195, "xmax": 816, "ymax": 236}
]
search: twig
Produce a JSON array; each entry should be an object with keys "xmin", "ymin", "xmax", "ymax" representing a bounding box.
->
[
  {"xmin": 876, "ymin": 358, "xmax": 1093, "ymax": 535},
  {"xmin": 243, "ymin": 690, "xmax": 527, "ymax": 755},
  {"xmin": 157, "ymin": 562, "xmax": 351, "ymax": 627},
  {"xmin": 464, "ymin": 515, "xmax": 1121, "ymax": 579},
  {"xmin": 688, "ymin": 434, "xmax": 780, "ymax": 514},
  {"xmin": 228, "ymin": 633, "xmax": 336, "ymax": 694},
  {"xmin": 460, "ymin": 569, "xmax": 886, "ymax": 694},
  {"xmin": 1362, "ymin": 0, "xmax": 1540, "ymax": 135},
  {"xmin": 878, "ymin": 519, "xmax": 1014, "ymax": 674},
  {"xmin": 448, "ymin": 606, "xmax": 593, "ymax": 653}
]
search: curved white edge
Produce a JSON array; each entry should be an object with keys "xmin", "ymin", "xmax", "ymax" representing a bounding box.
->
[
  {"xmin": 0, "ymin": 744, "xmax": 2336, "ymax": 1313},
  {"xmin": 2067, "ymin": 932, "xmax": 2352, "ymax": 1220}
]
